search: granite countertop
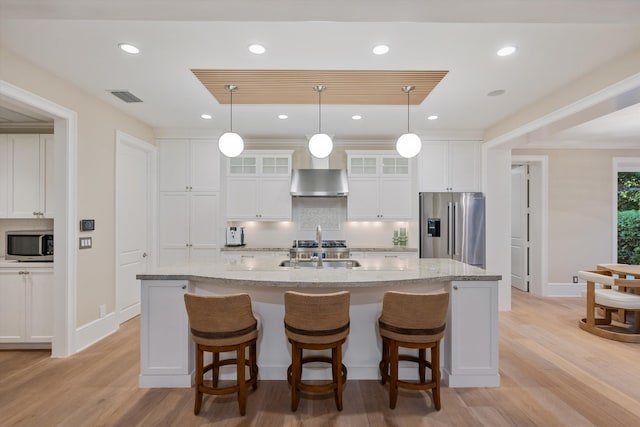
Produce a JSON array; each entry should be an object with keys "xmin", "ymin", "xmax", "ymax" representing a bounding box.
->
[
  {"xmin": 137, "ymin": 257, "xmax": 500, "ymax": 288},
  {"xmin": 220, "ymin": 246, "xmax": 418, "ymax": 252}
]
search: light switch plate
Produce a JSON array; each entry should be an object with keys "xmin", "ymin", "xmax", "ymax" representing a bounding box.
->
[{"xmin": 79, "ymin": 237, "xmax": 92, "ymax": 249}]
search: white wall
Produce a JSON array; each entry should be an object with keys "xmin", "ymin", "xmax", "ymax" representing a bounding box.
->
[
  {"xmin": 0, "ymin": 47, "xmax": 155, "ymax": 327},
  {"xmin": 513, "ymin": 148, "xmax": 640, "ymax": 284}
]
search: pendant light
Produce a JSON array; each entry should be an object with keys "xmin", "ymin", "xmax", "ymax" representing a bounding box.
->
[
  {"xmin": 308, "ymin": 85, "xmax": 333, "ymax": 159},
  {"xmin": 218, "ymin": 85, "xmax": 244, "ymax": 158},
  {"xmin": 395, "ymin": 85, "xmax": 422, "ymax": 159}
]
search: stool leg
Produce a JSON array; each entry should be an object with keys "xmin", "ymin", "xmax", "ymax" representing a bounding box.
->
[
  {"xmin": 380, "ymin": 338, "xmax": 389, "ymax": 385},
  {"xmin": 432, "ymin": 342, "xmax": 442, "ymax": 411},
  {"xmin": 212, "ymin": 351, "xmax": 220, "ymax": 387},
  {"xmin": 194, "ymin": 345, "xmax": 203, "ymax": 415},
  {"xmin": 389, "ymin": 340, "xmax": 399, "ymax": 409},
  {"xmin": 333, "ymin": 344, "xmax": 344, "ymax": 411},
  {"xmin": 291, "ymin": 342, "xmax": 302, "ymax": 412},
  {"xmin": 250, "ymin": 341, "xmax": 258, "ymax": 390},
  {"xmin": 418, "ymin": 348, "xmax": 426, "ymax": 383},
  {"xmin": 237, "ymin": 343, "xmax": 247, "ymax": 416}
]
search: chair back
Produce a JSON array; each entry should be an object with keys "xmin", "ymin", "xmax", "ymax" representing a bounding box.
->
[
  {"xmin": 284, "ymin": 291, "xmax": 350, "ymax": 344},
  {"xmin": 379, "ymin": 291, "xmax": 449, "ymax": 343},
  {"xmin": 184, "ymin": 293, "xmax": 258, "ymax": 346}
]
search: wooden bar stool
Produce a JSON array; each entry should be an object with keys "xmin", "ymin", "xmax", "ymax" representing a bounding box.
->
[
  {"xmin": 284, "ymin": 291, "xmax": 350, "ymax": 411},
  {"xmin": 378, "ymin": 291, "xmax": 449, "ymax": 411},
  {"xmin": 183, "ymin": 293, "xmax": 259, "ymax": 416}
]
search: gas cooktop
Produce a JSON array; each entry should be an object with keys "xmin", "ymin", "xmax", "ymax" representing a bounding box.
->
[{"xmin": 292, "ymin": 239, "xmax": 347, "ymax": 249}]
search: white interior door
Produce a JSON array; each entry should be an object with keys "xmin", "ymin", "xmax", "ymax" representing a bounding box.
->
[
  {"xmin": 511, "ymin": 164, "xmax": 529, "ymax": 292},
  {"xmin": 116, "ymin": 133, "xmax": 155, "ymax": 324}
]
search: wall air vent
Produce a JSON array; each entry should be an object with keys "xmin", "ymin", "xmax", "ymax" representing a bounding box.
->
[{"xmin": 108, "ymin": 90, "xmax": 143, "ymax": 103}]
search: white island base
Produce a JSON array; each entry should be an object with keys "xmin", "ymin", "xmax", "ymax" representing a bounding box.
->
[{"xmin": 138, "ymin": 258, "xmax": 500, "ymax": 389}]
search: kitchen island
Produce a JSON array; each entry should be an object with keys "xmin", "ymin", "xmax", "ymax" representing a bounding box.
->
[{"xmin": 137, "ymin": 257, "xmax": 501, "ymax": 388}]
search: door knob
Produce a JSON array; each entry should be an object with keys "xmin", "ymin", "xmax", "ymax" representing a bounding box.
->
[{"xmin": 142, "ymin": 252, "xmax": 148, "ymax": 258}]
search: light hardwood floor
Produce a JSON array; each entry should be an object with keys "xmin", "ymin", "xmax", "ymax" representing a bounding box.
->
[{"xmin": 2, "ymin": 290, "xmax": 640, "ymax": 426}]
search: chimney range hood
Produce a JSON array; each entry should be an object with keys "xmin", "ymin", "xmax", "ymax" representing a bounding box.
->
[{"xmin": 290, "ymin": 169, "xmax": 348, "ymax": 197}]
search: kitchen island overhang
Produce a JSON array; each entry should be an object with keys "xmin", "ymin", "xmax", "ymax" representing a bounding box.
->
[{"xmin": 137, "ymin": 257, "xmax": 501, "ymax": 389}]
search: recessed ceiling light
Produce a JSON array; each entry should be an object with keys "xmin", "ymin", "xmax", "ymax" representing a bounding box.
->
[
  {"xmin": 427, "ymin": 115, "xmax": 438, "ymax": 120},
  {"xmin": 352, "ymin": 115, "xmax": 362, "ymax": 120},
  {"xmin": 118, "ymin": 43, "xmax": 140, "ymax": 54},
  {"xmin": 278, "ymin": 114, "xmax": 288, "ymax": 119},
  {"xmin": 497, "ymin": 46, "xmax": 517, "ymax": 57},
  {"xmin": 248, "ymin": 44, "xmax": 266, "ymax": 54},
  {"xmin": 488, "ymin": 89, "xmax": 506, "ymax": 97},
  {"xmin": 372, "ymin": 44, "xmax": 389, "ymax": 55},
  {"xmin": 200, "ymin": 114, "xmax": 212, "ymax": 120}
]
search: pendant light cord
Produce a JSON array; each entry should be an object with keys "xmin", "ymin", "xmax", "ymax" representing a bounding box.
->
[
  {"xmin": 406, "ymin": 89, "xmax": 410, "ymax": 133},
  {"xmin": 318, "ymin": 89, "xmax": 322, "ymax": 133},
  {"xmin": 229, "ymin": 89, "xmax": 234, "ymax": 132}
]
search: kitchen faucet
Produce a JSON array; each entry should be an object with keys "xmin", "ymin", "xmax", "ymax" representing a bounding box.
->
[{"xmin": 316, "ymin": 225, "xmax": 323, "ymax": 268}]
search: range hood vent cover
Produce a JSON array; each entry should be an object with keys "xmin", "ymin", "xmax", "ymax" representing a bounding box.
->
[{"xmin": 291, "ymin": 169, "xmax": 348, "ymax": 197}]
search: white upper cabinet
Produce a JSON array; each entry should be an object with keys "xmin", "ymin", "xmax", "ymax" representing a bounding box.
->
[
  {"xmin": 347, "ymin": 151, "xmax": 413, "ymax": 221},
  {"xmin": 226, "ymin": 151, "xmax": 292, "ymax": 221},
  {"xmin": 158, "ymin": 139, "xmax": 220, "ymax": 192},
  {"xmin": 0, "ymin": 134, "xmax": 53, "ymax": 218},
  {"xmin": 419, "ymin": 141, "xmax": 481, "ymax": 192}
]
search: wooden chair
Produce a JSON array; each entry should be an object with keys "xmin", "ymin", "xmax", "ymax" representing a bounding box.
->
[
  {"xmin": 283, "ymin": 291, "xmax": 350, "ymax": 411},
  {"xmin": 183, "ymin": 293, "xmax": 259, "ymax": 416},
  {"xmin": 578, "ymin": 270, "xmax": 640, "ymax": 343},
  {"xmin": 378, "ymin": 291, "xmax": 449, "ymax": 411}
]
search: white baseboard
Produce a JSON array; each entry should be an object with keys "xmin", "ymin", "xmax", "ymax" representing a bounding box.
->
[
  {"xmin": 547, "ymin": 282, "xmax": 586, "ymax": 297},
  {"xmin": 75, "ymin": 311, "xmax": 118, "ymax": 353}
]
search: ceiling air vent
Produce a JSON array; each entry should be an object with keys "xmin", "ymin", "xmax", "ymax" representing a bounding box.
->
[{"xmin": 108, "ymin": 90, "xmax": 143, "ymax": 103}]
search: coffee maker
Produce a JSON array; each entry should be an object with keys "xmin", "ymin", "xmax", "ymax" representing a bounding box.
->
[{"xmin": 225, "ymin": 226, "xmax": 245, "ymax": 246}]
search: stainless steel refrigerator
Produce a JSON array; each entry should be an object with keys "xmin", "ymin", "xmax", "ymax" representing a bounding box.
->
[{"xmin": 419, "ymin": 192, "xmax": 485, "ymax": 268}]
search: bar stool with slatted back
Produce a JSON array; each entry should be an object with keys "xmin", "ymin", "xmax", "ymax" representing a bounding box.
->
[
  {"xmin": 183, "ymin": 293, "xmax": 259, "ymax": 416},
  {"xmin": 378, "ymin": 291, "xmax": 450, "ymax": 411},
  {"xmin": 284, "ymin": 290, "xmax": 350, "ymax": 411}
]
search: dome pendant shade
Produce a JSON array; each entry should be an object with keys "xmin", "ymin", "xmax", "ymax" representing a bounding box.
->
[
  {"xmin": 218, "ymin": 84, "xmax": 244, "ymax": 158},
  {"xmin": 218, "ymin": 132, "xmax": 244, "ymax": 158},
  {"xmin": 396, "ymin": 132, "xmax": 421, "ymax": 158},
  {"xmin": 396, "ymin": 85, "xmax": 421, "ymax": 158},
  {"xmin": 308, "ymin": 133, "xmax": 333, "ymax": 159},
  {"xmin": 308, "ymin": 85, "xmax": 333, "ymax": 159}
]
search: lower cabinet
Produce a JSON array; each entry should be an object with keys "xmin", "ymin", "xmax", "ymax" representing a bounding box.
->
[
  {"xmin": 444, "ymin": 280, "xmax": 499, "ymax": 387},
  {"xmin": 139, "ymin": 279, "xmax": 194, "ymax": 387},
  {"xmin": 0, "ymin": 267, "xmax": 53, "ymax": 343}
]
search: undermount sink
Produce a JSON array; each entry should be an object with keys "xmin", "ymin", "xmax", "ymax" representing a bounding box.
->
[{"xmin": 278, "ymin": 259, "xmax": 361, "ymax": 268}]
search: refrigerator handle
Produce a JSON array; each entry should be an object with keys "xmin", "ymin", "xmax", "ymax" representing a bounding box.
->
[
  {"xmin": 453, "ymin": 202, "xmax": 458, "ymax": 255},
  {"xmin": 447, "ymin": 202, "xmax": 452, "ymax": 255}
]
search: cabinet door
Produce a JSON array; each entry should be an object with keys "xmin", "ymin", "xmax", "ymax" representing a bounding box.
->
[
  {"xmin": 419, "ymin": 141, "xmax": 449, "ymax": 192},
  {"xmin": 258, "ymin": 178, "xmax": 291, "ymax": 220},
  {"xmin": 189, "ymin": 140, "xmax": 220, "ymax": 191},
  {"xmin": 347, "ymin": 177, "xmax": 380, "ymax": 220},
  {"xmin": 0, "ymin": 270, "xmax": 26, "ymax": 342},
  {"xmin": 158, "ymin": 192, "xmax": 189, "ymax": 265},
  {"xmin": 189, "ymin": 192, "xmax": 219, "ymax": 260},
  {"xmin": 226, "ymin": 177, "xmax": 259, "ymax": 220},
  {"xmin": 379, "ymin": 177, "xmax": 412, "ymax": 219},
  {"xmin": 27, "ymin": 269, "xmax": 54, "ymax": 341},
  {"xmin": 0, "ymin": 135, "xmax": 7, "ymax": 217},
  {"xmin": 7, "ymin": 134, "xmax": 44, "ymax": 217},
  {"xmin": 42, "ymin": 134, "xmax": 55, "ymax": 218},
  {"xmin": 158, "ymin": 139, "xmax": 189, "ymax": 191},
  {"xmin": 449, "ymin": 141, "xmax": 481, "ymax": 192}
]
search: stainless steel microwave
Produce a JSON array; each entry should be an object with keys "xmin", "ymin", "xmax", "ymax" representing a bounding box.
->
[{"xmin": 5, "ymin": 230, "xmax": 54, "ymax": 262}]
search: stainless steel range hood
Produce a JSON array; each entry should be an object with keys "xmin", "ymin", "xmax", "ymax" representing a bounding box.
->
[{"xmin": 290, "ymin": 169, "xmax": 348, "ymax": 197}]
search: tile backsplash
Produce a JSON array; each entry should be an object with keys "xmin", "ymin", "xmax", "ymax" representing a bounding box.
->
[{"xmin": 228, "ymin": 197, "xmax": 415, "ymax": 248}]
